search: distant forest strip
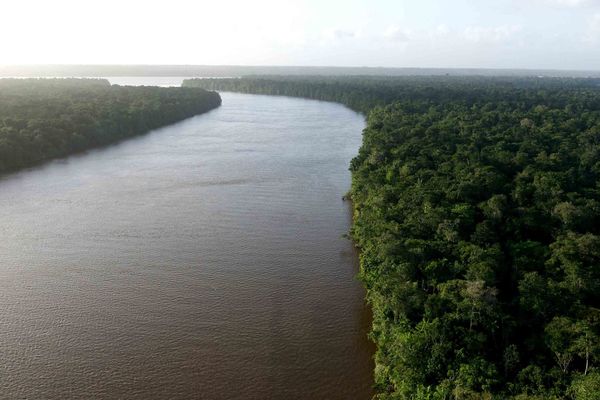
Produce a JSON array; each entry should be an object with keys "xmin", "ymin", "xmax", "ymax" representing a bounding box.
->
[
  {"xmin": 183, "ymin": 75, "xmax": 600, "ymax": 114},
  {"xmin": 0, "ymin": 79, "xmax": 221, "ymax": 174},
  {"xmin": 186, "ymin": 76, "xmax": 600, "ymax": 399},
  {"xmin": 3, "ymin": 65, "xmax": 600, "ymax": 78}
]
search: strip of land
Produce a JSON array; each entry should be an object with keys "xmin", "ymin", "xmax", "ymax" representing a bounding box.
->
[{"xmin": 0, "ymin": 78, "xmax": 221, "ymax": 174}]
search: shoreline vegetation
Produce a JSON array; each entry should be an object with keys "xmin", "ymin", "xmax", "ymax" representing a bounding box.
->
[
  {"xmin": 0, "ymin": 78, "xmax": 221, "ymax": 175},
  {"xmin": 186, "ymin": 76, "xmax": 600, "ymax": 399}
]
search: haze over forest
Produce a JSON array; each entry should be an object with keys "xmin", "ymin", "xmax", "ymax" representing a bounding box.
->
[{"xmin": 1, "ymin": 65, "xmax": 600, "ymax": 78}]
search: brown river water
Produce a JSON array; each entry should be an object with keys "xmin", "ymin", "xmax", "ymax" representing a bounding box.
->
[{"xmin": 0, "ymin": 81, "xmax": 373, "ymax": 399}]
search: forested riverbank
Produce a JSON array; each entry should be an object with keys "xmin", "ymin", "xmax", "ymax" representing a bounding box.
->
[
  {"xmin": 185, "ymin": 76, "xmax": 600, "ymax": 399},
  {"xmin": 0, "ymin": 79, "xmax": 221, "ymax": 174},
  {"xmin": 183, "ymin": 76, "xmax": 600, "ymax": 114}
]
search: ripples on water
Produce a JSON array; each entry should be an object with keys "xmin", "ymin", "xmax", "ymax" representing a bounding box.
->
[{"xmin": 0, "ymin": 90, "xmax": 373, "ymax": 399}]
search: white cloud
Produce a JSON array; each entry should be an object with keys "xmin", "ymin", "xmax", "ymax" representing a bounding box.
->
[
  {"xmin": 383, "ymin": 26, "xmax": 411, "ymax": 42},
  {"xmin": 536, "ymin": 0, "xmax": 600, "ymax": 7},
  {"xmin": 553, "ymin": 0, "xmax": 591, "ymax": 5},
  {"xmin": 435, "ymin": 25, "xmax": 451, "ymax": 36},
  {"xmin": 321, "ymin": 28, "xmax": 357, "ymax": 42},
  {"xmin": 584, "ymin": 12, "xmax": 600, "ymax": 42},
  {"xmin": 462, "ymin": 25, "xmax": 522, "ymax": 44}
]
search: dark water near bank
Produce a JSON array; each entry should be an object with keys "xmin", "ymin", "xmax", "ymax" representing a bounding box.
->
[{"xmin": 0, "ymin": 90, "xmax": 372, "ymax": 399}]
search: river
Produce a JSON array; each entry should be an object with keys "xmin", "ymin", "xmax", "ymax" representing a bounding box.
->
[{"xmin": 0, "ymin": 84, "xmax": 373, "ymax": 399}]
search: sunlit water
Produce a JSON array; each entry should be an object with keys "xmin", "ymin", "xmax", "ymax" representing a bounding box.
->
[{"xmin": 0, "ymin": 90, "xmax": 373, "ymax": 399}]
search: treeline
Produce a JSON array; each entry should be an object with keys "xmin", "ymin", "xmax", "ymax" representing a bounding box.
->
[
  {"xmin": 183, "ymin": 76, "xmax": 600, "ymax": 115},
  {"xmin": 0, "ymin": 79, "xmax": 221, "ymax": 174},
  {"xmin": 187, "ymin": 76, "xmax": 600, "ymax": 399}
]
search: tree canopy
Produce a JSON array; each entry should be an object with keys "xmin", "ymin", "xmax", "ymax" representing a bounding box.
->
[
  {"xmin": 186, "ymin": 76, "xmax": 600, "ymax": 399},
  {"xmin": 0, "ymin": 78, "xmax": 221, "ymax": 174}
]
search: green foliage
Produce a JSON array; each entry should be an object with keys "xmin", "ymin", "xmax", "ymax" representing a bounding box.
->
[
  {"xmin": 0, "ymin": 78, "xmax": 221, "ymax": 174},
  {"xmin": 569, "ymin": 372, "xmax": 600, "ymax": 400},
  {"xmin": 185, "ymin": 75, "xmax": 600, "ymax": 398}
]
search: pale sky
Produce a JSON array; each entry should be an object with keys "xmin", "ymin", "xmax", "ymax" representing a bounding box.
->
[{"xmin": 1, "ymin": 0, "xmax": 600, "ymax": 70}]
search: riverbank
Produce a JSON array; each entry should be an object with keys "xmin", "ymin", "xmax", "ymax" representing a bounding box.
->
[{"xmin": 0, "ymin": 78, "xmax": 221, "ymax": 175}]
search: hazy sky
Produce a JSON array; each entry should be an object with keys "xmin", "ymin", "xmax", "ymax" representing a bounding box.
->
[{"xmin": 1, "ymin": 0, "xmax": 600, "ymax": 70}]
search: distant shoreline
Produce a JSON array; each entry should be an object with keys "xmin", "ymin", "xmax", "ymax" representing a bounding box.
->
[{"xmin": 1, "ymin": 64, "xmax": 600, "ymax": 78}]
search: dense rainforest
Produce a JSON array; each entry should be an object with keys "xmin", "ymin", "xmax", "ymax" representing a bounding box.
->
[
  {"xmin": 186, "ymin": 76, "xmax": 600, "ymax": 399},
  {"xmin": 0, "ymin": 79, "xmax": 221, "ymax": 174}
]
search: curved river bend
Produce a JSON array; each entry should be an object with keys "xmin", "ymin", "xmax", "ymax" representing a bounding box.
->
[{"xmin": 0, "ymin": 91, "xmax": 373, "ymax": 399}]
